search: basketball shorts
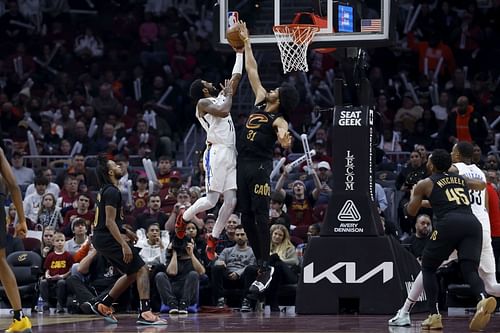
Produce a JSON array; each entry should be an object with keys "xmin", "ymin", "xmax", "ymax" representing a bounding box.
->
[
  {"xmin": 203, "ymin": 144, "xmax": 237, "ymax": 193},
  {"xmin": 422, "ymin": 212, "xmax": 482, "ymax": 269},
  {"xmin": 93, "ymin": 232, "xmax": 145, "ymax": 275}
]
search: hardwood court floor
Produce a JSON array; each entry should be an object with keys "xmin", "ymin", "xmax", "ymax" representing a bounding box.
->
[{"xmin": 1, "ymin": 311, "xmax": 499, "ymax": 332}]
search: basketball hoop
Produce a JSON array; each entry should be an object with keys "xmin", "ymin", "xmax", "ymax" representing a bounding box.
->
[{"xmin": 273, "ymin": 24, "xmax": 320, "ymax": 73}]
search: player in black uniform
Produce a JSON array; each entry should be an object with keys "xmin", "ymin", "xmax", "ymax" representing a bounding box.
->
[
  {"xmin": 0, "ymin": 146, "xmax": 32, "ymax": 333},
  {"xmin": 91, "ymin": 155, "xmax": 166, "ymax": 325},
  {"xmin": 406, "ymin": 149, "xmax": 496, "ymax": 331},
  {"xmin": 237, "ymin": 21, "xmax": 300, "ymax": 293}
]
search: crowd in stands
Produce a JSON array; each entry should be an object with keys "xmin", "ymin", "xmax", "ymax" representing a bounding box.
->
[{"xmin": 0, "ymin": 0, "xmax": 499, "ymax": 314}]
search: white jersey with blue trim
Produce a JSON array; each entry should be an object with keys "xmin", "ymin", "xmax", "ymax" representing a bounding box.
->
[
  {"xmin": 196, "ymin": 93, "xmax": 235, "ymax": 146},
  {"xmin": 453, "ymin": 162, "xmax": 490, "ymax": 232}
]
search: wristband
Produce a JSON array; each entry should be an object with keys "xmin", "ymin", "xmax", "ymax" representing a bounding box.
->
[{"xmin": 232, "ymin": 52, "xmax": 243, "ymax": 75}]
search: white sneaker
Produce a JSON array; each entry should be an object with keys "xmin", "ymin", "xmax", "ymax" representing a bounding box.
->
[
  {"xmin": 388, "ymin": 309, "xmax": 411, "ymax": 326},
  {"xmin": 249, "ymin": 266, "xmax": 275, "ymax": 293}
]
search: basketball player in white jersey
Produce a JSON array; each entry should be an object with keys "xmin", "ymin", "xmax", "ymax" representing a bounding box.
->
[
  {"xmin": 389, "ymin": 141, "xmax": 500, "ymax": 326},
  {"xmin": 181, "ymin": 49, "xmax": 243, "ymax": 260}
]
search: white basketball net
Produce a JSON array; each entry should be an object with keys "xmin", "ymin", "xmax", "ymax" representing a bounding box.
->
[{"xmin": 273, "ymin": 25, "xmax": 319, "ymax": 73}]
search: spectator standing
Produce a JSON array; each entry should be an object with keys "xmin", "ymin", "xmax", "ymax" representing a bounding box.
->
[
  {"xmin": 407, "ymin": 31, "xmax": 456, "ymax": 80},
  {"xmin": 439, "ymin": 96, "xmax": 488, "ymax": 151}
]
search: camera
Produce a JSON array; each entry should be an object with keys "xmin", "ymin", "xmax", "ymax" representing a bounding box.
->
[
  {"xmin": 170, "ymin": 235, "xmax": 192, "ymax": 255},
  {"xmin": 405, "ymin": 169, "xmax": 426, "ymax": 189}
]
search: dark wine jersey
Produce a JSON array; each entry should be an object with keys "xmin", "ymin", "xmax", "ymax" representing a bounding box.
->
[
  {"xmin": 93, "ymin": 184, "xmax": 125, "ymax": 233},
  {"xmin": 237, "ymin": 106, "xmax": 282, "ymax": 161},
  {"xmin": 428, "ymin": 173, "xmax": 473, "ymax": 219}
]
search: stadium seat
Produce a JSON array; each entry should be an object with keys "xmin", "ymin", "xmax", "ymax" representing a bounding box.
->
[
  {"xmin": 21, "ymin": 237, "xmax": 41, "ymax": 252},
  {"xmin": 0, "ymin": 251, "xmax": 43, "ymax": 309}
]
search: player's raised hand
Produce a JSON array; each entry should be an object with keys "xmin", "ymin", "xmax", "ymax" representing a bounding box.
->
[
  {"xmin": 238, "ymin": 20, "xmax": 249, "ymax": 41},
  {"xmin": 277, "ymin": 127, "xmax": 292, "ymax": 149},
  {"xmin": 220, "ymin": 79, "xmax": 233, "ymax": 97}
]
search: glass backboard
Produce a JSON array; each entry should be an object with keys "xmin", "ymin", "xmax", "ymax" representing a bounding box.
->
[{"xmin": 216, "ymin": 0, "xmax": 394, "ymax": 49}]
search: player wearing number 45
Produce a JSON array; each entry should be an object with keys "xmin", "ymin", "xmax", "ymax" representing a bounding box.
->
[
  {"xmin": 402, "ymin": 149, "xmax": 495, "ymax": 331},
  {"xmin": 186, "ymin": 46, "xmax": 243, "ymax": 261},
  {"xmin": 389, "ymin": 145, "xmax": 499, "ymax": 330}
]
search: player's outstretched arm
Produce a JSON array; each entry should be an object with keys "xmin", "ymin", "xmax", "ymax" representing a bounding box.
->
[
  {"xmin": 239, "ymin": 21, "xmax": 266, "ymax": 104},
  {"xmin": 229, "ymin": 48, "xmax": 244, "ymax": 95},
  {"xmin": 274, "ymin": 117, "xmax": 292, "ymax": 149}
]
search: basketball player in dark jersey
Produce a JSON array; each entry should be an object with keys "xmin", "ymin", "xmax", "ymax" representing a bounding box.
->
[
  {"xmin": 91, "ymin": 155, "xmax": 166, "ymax": 325},
  {"xmin": 406, "ymin": 149, "xmax": 496, "ymax": 331},
  {"xmin": 237, "ymin": 21, "xmax": 300, "ymax": 293},
  {"xmin": 0, "ymin": 146, "xmax": 32, "ymax": 333}
]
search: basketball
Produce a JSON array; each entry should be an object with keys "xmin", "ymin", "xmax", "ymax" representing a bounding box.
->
[{"xmin": 226, "ymin": 25, "xmax": 244, "ymax": 49}]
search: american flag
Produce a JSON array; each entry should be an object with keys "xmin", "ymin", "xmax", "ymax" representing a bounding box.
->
[{"xmin": 360, "ymin": 19, "xmax": 382, "ymax": 32}]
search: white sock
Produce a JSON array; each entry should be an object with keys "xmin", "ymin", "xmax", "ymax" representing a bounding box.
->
[
  {"xmin": 402, "ymin": 272, "xmax": 424, "ymax": 312},
  {"xmin": 479, "ymin": 270, "xmax": 500, "ymax": 297}
]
